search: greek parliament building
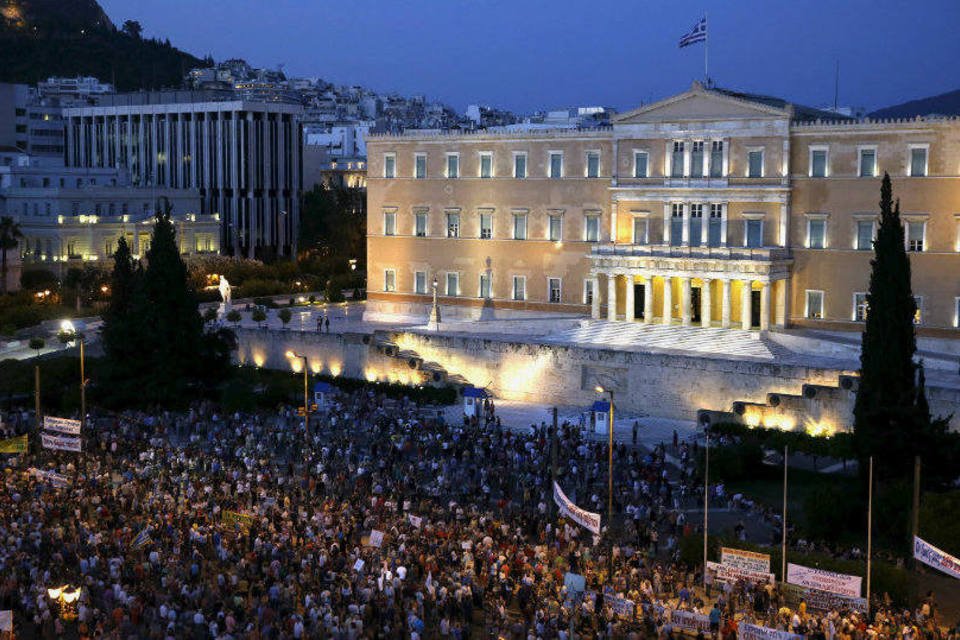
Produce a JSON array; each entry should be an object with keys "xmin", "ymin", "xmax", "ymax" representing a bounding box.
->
[
  {"xmin": 366, "ymin": 82, "xmax": 960, "ymax": 335},
  {"xmin": 62, "ymin": 92, "xmax": 302, "ymax": 259}
]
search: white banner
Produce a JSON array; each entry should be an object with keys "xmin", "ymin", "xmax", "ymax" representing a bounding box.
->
[
  {"xmin": 707, "ymin": 560, "xmax": 774, "ymax": 585},
  {"xmin": 553, "ymin": 481, "xmax": 601, "ymax": 535},
  {"xmin": 43, "ymin": 416, "xmax": 81, "ymax": 435},
  {"xmin": 787, "ymin": 563, "xmax": 861, "ymax": 598},
  {"xmin": 368, "ymin": 529, "xmax": 384, "ymax": 548},
  {"xmin": 28, "ymin": 467, "xmax": 70, "ymax": 488},
  {"xmin": 669, "ymin": 609, "xmax": 712, "ymax": 634},
  {"xmin": 41, "ymin": 433, "xmax": 82, "ymax": 452},
  {"xmin": 721, "ymin": 547, "xmax": 770, "ymax": 573},
  {"xmin": 408, "ymin": 514, "xmax": 422, "ymax": 529},
  {"xmin": 738, "ymin": 623, "xmax": 803, "ymax": 640},
  {"xmin": 914, "ymin": 536, "xmax": 960, "ymax": 581}
]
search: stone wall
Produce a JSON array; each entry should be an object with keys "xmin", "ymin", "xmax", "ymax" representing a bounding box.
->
[{"xmin": 235, "ymin": 327, "xmax": 960, "ymax": 432}]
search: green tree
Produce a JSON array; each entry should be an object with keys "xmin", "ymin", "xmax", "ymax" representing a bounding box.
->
[
  {"xmin": 203, "ymin": 307, "xmax": 218, "ymax": 323},
  {"xmin": 99, "ymin": 237, "xmax": 146, "ymax": 404},
  {"xmin": 852, "ymin": 174, "xmax": 952, "ymax": 495},
  {"xmin": 28, "ymin": 337, "xmax": 44, "ymax": 357},
  {"xmin": 0, "ymin": 216, "xmax": 23, "ymax": 295},
  {"xmin": 278, "ymin": 308, "xmax": 292, "ymax": 328},
  {"xmin": 251, "ymin": 307, "xmax": 267, "ymax": 328},
  {"xmin": 226, "ymin": 309, "xmax": 242, "ymax": 327}
]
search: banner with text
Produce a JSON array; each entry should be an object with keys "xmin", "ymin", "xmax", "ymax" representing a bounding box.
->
[
  {"xmin": 28, "ymin": 467, "xmax": 70, "ymax": 488},
  {"xmin": 738, "ymin": 622, "xmax": 803, "ymax": 640},
  {"xmin": 670, "ymin": 609, "xmax": 712, "ymax": 634},
  {"xmin": 707, "ymin": 560, "xmax": 775, "ymax": 585},
  {"xmin": 787, "ymin": 563, "xmax": 861, "ymax": 598},
  {"xmin": 41, "ymin": 433, "xmax": 81, "ymax": 452},
  {"xmin": 553, "ymin": 481, "xmax": 601, "ymax": 535},
  {"xmin": 914, "ymin": 536, "xmax": 960, "ymax": 581},
  {"xmin": 43, "ymin": 416, "xmax": 82, "ymax": 435},
  {"xmin": 0, "ymin": 434, "xmax": 27, "ymax": 453},
  {"xmin": 722, "ymin": 547, "xmax": 771, "ymax": 573},
  {"xmin": 782, "ymin": 583, "xmax": 867, "ymax": 614}
]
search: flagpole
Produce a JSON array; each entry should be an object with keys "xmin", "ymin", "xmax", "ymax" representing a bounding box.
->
[{"xmin": 704, "ymin": 12, "xmax": 709, "ymax": 82}]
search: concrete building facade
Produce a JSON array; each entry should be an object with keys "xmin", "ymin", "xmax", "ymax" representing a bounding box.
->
[
  {"xmin": 63, "ymin": 93, "xmax": 303, "ymax": 259},
  {"xmin": 366, "ymin": 82, "xmax": 960, "ymax": 335}
]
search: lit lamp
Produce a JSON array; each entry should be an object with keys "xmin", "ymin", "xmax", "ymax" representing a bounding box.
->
[
  {"xmin": 285, "ymin": 350, "xmax": 310, "ymax": 440},
  {"xmin": 595, "ymin": 384, "xmax": 615, "ymax": 582},
  {"xmin": 47, "ymin": 585, "xmax": 81, "ymax": 620},
  {"xmin": 428, "ymin": 276, "xmax": 441, "ymax": 331},
  {"xmin": 58, "ymin": 320, "xmax": 87, "ymax": 430}
]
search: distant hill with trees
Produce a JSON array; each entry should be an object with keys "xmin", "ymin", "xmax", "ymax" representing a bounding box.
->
[
  {"xmin": 0, "ymin": 0, "xmax": 211, "ymax": 90},
  {"xmin": 869, "ymin": 88, "xmax": 960, "ymax": 119}
]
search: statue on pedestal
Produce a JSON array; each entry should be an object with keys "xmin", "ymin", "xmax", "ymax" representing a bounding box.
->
[{"xmin": 217, "ymin": 275, "xmax": 232, "ymax": 318}]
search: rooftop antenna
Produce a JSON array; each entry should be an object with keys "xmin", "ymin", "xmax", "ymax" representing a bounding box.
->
[{"xmin": 833, "ymin": 59, "xmax": 840, "ymax": 111}]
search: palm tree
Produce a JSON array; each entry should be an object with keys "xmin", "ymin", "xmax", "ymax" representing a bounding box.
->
[{"xmin": 0, "ymin": 216, "xmax": 23, "ymax": 294}]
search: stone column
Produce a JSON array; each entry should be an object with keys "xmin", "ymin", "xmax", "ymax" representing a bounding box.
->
[
  {"xmin": 681, "ymin": 278, "xmax": 692, "ymax": 326},
  {"xmin": 662, "ymin": 276, "xmax": 672, "ymax": 325},
  {"xmin": 624, "ymin": 274, "xmax": 635, "ymax": 321},
  {"xmin": 662, "ymin": 204, "xmax": 671, "ymax": 245},
  {"xmin": 720, "ymin": 204, "xmax": 728, "ymax": 247},
  {"xmin": 643, "ymin": 275, "xmax": 654, "ymax": 323},
  {"xmin": 741, "ymin": 280, "xmax": 752, "ymax": 330},
  {"xmin": 607, "ymin": 274, "xmax": 617, "ymax": 321},
  {"xmin": 721, "ymin": 279, "xmax": 731, "ymax": 329},
  {"xmin": 701, "ymin": 278, "xmax": 712, "ymax": 328},
  {"xmin": 760, "ymin": 282, "xmax": 771, "ymax": 331},
  {"xmin": 591, "ymin": 274, "xmax": 601, "ymax": 319}
]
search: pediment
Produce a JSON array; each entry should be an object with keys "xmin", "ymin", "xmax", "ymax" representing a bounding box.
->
[{"xmin": 615, "ymin": 83, "xmax": 790, "ymax": 124}]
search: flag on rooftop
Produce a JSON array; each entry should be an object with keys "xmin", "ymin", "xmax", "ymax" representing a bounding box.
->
[{"xmin": 679, "ymin": 16, "xmax": 707, "ymax": 48}]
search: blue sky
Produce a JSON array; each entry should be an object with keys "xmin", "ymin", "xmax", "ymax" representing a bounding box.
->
[{"xmin": 99, "ymin": 0, "xmax": 960, "ymax": 114}]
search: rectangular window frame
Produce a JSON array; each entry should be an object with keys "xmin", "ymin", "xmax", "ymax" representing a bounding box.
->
[
  {"xmin": 548, "ymin": 151, "xmax": 564, "ymax": 179},
  {"xmin": 547, "ymin": 277, "xmax": 562, "ymax": 304},
  {"xmin": 414, "ymin": 210, "xmax": 428, "ymax": 237},
  {"xmin": 512, "ymin": 275, "xmax": 526, "ymax": 301},
  {"xmin": 806, "ymin": 216, "xmax": 827, "ymax": 249},
  {"xmin": 858, "ymin": 145, "xmax": 878, "ymax": 178},
  {"xmin": 445, "ymin": 152, "xmax": 460, "ymax": 179},
  {"xmin": 414, "ymin": 153, "xmax": 427, "ymax": 179},
  {"xmin": 747, "ymin": 148, "xmax": 764, "ymax": 178},
  {"xmin": 479, "ymin": 211, "xmax": 493, "ymax": 239},
  {"xmin": 383, "ymin": 153, "xmax": 396, "ymax": 179},
  {"xmin": 583, "ymin": 279, "xmax": 594, "ymax": 305},
  {"xmin": 548, "ymin": 214, "xmax": 563, "ymax": 242},
  {"xmin": 479, "ymin": 273, "xmax": 492, "ymax": 299},
  {"xmin": 853, "ymin": 292, "xmax": 868, "ymax": 323},
  {"xmin": 914, "ymin": 296, "xmax": 923, "ymax": 325},
  {"xmin": 805, "ymin": 290, "xmax": 824, "ymax": 320},
  {"xmin": 512, "ymin": 212, "xmax": 528, "ymax": 240},
  {"xmin": 584, "ymin": 214, "xmax": 601, "ymax": 243},
  {"xmin": 906, "ymin": 220, "xmax": 926, "ymax": 253},
  {"xmin": 479, "ymin": 151, "xmax": 493, "ymax": 179},
  {"xmin": 384, "ymin": 269, "xmax": 396, "ymax": 292},
  {"xmin": 633, "ymin": 150, "xmax": 649, "ymax": 178},
  {"xmin": 809, "ymin": 146, "xmax": 829, "ymax": 178},
  {"xmin": 414, "ymin": 271, "xmax": 427, "ymax": 295},
  {"xmin": 513, "ymin": 152, "xmax": 527, "ymax": 179},
  {"xmin": 744, "ymin": 217, "xmax": 765, "ymax": 248},
  {"xmin": 632, "ymin": 214, "xmax": 649, "ymax": 245},
  {"xmin": 855, "ymin": 218, "xmax": 875, "ymax": 251},
  {"xmin": 908, "ymin": 144, "xmax": 929, "ymax": 178},
  {"xmin": 383, "ymin": 210, "xmax": 397, "ymax": 236},
  {"xmin": 446, "ymin": 211, "xmax": 461, "ymax": 238},
  {"xmin": 445, "ymin": 272, "xmax": 460, "ymax": 297},
  {"xmin": 585, "ymin": 151, "xmax": 600, "ymax": 178}
]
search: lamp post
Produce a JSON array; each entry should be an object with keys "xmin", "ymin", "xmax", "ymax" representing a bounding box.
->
[
  {"xmin": 59, "ymin": 320, "xmax": 86, "ymax": 430},
  {"xmin": 47, "ymin": 585, "xmax": 81, "ymax": 621},
  {"xmin": 595, "ymin": 384, "xmax": 615, "ymax": 583},
  {"xmin": 428, "ymin": 276, "xmax": 441, "ymax": 331},
  {"xmin": 285, "ymin": 351, "xmax": 310, "ymax": 441}
]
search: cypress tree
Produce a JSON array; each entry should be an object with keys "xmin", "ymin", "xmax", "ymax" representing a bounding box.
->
[
  {"xmin": 100, "ymin": 236, "xmax": 145, "ymax": 405},
  {"xmin": 853, "ymin": 173, "xmax": 922, "ymax": 481}
]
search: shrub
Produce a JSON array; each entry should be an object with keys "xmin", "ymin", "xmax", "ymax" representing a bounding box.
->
[
  {"xmin": 278, "ymin": 308, "xmax": 292, "ymax": 327},
  {"xmin": 251, "ymin": 308, "xmax": 267, "ymax": 327}
]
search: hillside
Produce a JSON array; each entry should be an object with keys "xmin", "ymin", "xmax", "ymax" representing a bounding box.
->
[
  {"xmin": 0, "ymin": 0, "xmax": 209, "ymax": 91},
  {"xmin": 869, "ymin": 88, "xmax": 960, "ymax": 119}
]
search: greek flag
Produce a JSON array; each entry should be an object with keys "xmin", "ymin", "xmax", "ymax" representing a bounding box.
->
[
  {"xmin": 132, "ymin": 525, "xmax": 153, "ymax": 549},
  {"xmin": 679, "ymin": 17, "xmax": 707, "ymax": 48}
]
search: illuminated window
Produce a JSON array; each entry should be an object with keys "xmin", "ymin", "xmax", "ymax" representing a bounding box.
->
[
  {"xmin": 383, "ymin": 154, "xmax": 396, "ymax": 178},
  {"xmin": 914, "ymin": 296, "xmax": 923, "ymax": 325},
  {"xmin": 512, "ymin": 276, "xmax": 526, "ymax": 301},
  {"xmin": 548, "ymin": 215, "xmax": 563, "ymax": 242},
  {"xmin": 414, "ymin": 153, "xmax": 426, "ymax": 179},
  {"xmin": 479, "ymin": 273, "xmax": 492, "ymax": 299},
  {"xmin": 384, "ymin": 269, "xmax": 396, "ymax": 292},
  {"xmin": 446, "ymin": 212, "xmax": 460, "ymax": 238},
  {"xmin": 512, "ymin": 213, "xmax": 527, "ymax": 240},
  {"xmin": 583, "ymin": 279, "xmax": 594, "ymax": 305},
  {"xmin": 383, "ymin": 211, "xmax": 396, "ymax": 236},
  {"xmin": 906, "ymin": 221, "xmax": 925, "ymax": 252},
  {"xmin": 858, "ymin": 147, "xmax": 877, "ymax": 178},
  {"xmin": 807, "ymin": 219, "xmax": 826, "ymax": 249},
  {"xmin": 747, "ymin": 150, "xmax": 764, "ymax": 178},
  {"xmin": 479, "ymin": 212, "xmax": 493, "ymax": 239},
  {"xmin": 445, "ymin": 153, "xmax": 459, "ymax": 178},
  {"xmin": 549, "ymin": 152, "xmax": 563, "ymax": 179},
  {"xmin": 584, "ymin": 215, "xmax": 600, "ymax": 242},
  {"xmin": 805, "ymin": 290, "xmax": 824, "ymax": 319},
  {"xmin": 479, "ymin": 152, "xmax": 493, "ymax": 178},
  {"xmin": 445, "ymin": 272, "xmax": 459, "ymax": 297},
  {"xmin": 856, "ymin": 220, "xmax": 874, "ymax": 250},
  {"xmin": 548, "ymin": 278, "xmax": 562, "ymax": 303},
  {"xmin": 810, "ymin": 147, "xmax": 828, "ymax": 177},
  {"xmin": 513, "ymin": 152, "xmax": 527, "ymax": 179},
  {"xmin": 853, "ymin": 292, "xmax": 868, "ymax": 322},
  {"xmin": 414, "ymin": 211, "xmax": 428, "ymax": 237},
  {"xmin": 633, "ymin": 151, "xmax": 648, "ymax": 178},
  {"xmin": 909, "ymin": 146, "xmax": 928, "ymax": 177},
  {"xmin": 585, "ymin": 151, "xmax": 600, "ymax": 178},
  {"xmin": 414, "ymin": 271, "xmax": 426, "ymax": 294}
]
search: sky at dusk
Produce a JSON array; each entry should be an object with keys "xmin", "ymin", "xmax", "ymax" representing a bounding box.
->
[{"xmin": 98, "ymin": 0, "xmax": 960, "ymax": 115}]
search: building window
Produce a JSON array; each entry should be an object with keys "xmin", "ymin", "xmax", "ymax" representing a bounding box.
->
[
  {"xmin": 583, "ymin": 279, "xmax": 594, "ymax": 305},
  {"xmin": 414, "ymin": 271, "xmax": 427, "ymax": 294},
  {"xmin": 810, "ymin": 148, "xmax": 828, "ymax": 177},
  {"xmin": 414, "ymin": 211, "xmax": 428, "ymax": 237},
  {"xmin": 708, "ymin": 204, "xmax": 723, "ymax": 247},
  {"xmin": 548, "ymin": 278, "xmax": 562, "ymax": 303},
  {"xmin": 513, "ymin": 213, "xmax": 527, "ymax": 240},
  {"xmin": 807, "ymin": 219, "xmax": 826, "ymax": 249},
  {"xmin": 446, "ymin": 153, "xmax": 459, "ymax": 179},
  {"xmin": 445, "ymin": 272, "xmax": 459, "ymax": 297},
  {"xmin": 690, "ymin": 141, "xmax": 704, "ymax": 178},
  {"xmin": 479, "ymin": 152, "xmax": 493, "ymax": 178},
  {"xmin": 745, "ymin": 219, "xmax": 764, "ymax": 248},
  {"xmin": 914, "ymin": 296, "xmax": 923, "ymax": 325},
  {"xmin": 805, "ymin": 290, "xmax": 824, "ymax": 319},
  {"xmin": 858, "ymin": 147, "xmax": 877, "ymax": 178},
  {"xmin": 549, "ymin": 152, "xmax": 563, "ymax": 179},
  {"xmin": 71, "ymin": 201, "xmax": 79, "ymax": 215},
  {"xmin": 670, "ymin": 204, "xmax": 684, "ymax": 246},
  {"xmin": 479, "ymin": 273, "xmax": 492, "ymax": 299},
  {"xmin": 856, "ymin": 220, "xmax": 874, "ymax": 250},
  {"xmin": 383, "ymin": 211, "xmax": 396, "ymax": 236},
  {"xmin": 633, "ymin": 151, "xmax": 648, "ymax": 178},
  {"xmin": 446, "ymin": 212, "xmax": 460, "ymax": 238},
  {"xmin": 906, "ymin": 221, "xmax": 925, "ymax": 252},
  {"xmin": 480, "ymin": 212, "xmax": 493, "ymax": 239},
  {"xmin": 548, "ymin": 214, "xmax": 563, "ymax": 242},
  {"xmin": 586, "ymin": 151, "xmax": 600, "ymax": 178},
  {"xmin": 384, "ymin": 269, "xmax": 396, "ymax": 292},
  {"xmin": 671, "ymin": 141, "xmax": 684, "ymax": 178},
  {"xmin": 910, "ymin": 146, "xmax": 928, "ymax": 177},
  {"xmin": 512, "ymin": 276, "xmax": 526, "ymax": 301},
  {"xmin": 633, "ymin": 218, "xmax": 648, "ymax": 245},
  {"xmin": 414, "ymin": 154, "xmax": 427, "ymax": 179},
  {"xmin": 383, "ymin": 154, "xmax": 396, "ymax": 178},
  {"xmin": 747, "ymin": 150, "xmax": 764, "ymax": 178},
  {"xmin": 513, "ymin": 153, "xmax": 527, "ymax": 179},
  {"xmin": 710, "ymin": 141, "xmax": 724, "ymax": 177},
  {"xmin": 584, "ymin": 215, "xmax": 600, "ymax": 242},
  {"xmin": 955, "ymin": 297, "xmax": 960, "ymax": 328},
  {"xmin": 689, "ymin": 204, "xmax": 703, "ymax": 247},
  {"xmin": 853, "ymin": 292, "xmax": 868, "ymax": 322}
]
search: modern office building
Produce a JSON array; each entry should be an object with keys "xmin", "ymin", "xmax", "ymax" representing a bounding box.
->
[
  {"xmin": 0, "ymin": 83, "xmax": 67, "ymax": 161},
  {"xmin": 366, "ymin": 81, "xmax": 960, "ymax": 335},
  {"xmin": 63, "ymin": 91, "xmax": 303, "ymax": 259}
]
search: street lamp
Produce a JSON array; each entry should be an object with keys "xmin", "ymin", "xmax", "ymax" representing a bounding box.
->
[
  {"xmin": 285, "ymin": 350, "xmax": 310, "ymax": 440},
  {"xmin": 595, "ymin": 384, "xmax": 615, "ymax": 583},
  {"xmin": 59, "ymin": 320, "xmax": 86, "ymax": 429},
  {"xmin": 428, "ymin": 276, "xmax": 441, "ymax": 331},
  {"xmin": 47, "ymin": 585, "xmax": 81, "ymax": 621}
]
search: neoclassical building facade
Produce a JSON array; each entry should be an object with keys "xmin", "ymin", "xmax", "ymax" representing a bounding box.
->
[{"xmin": 366, "ymin": 83, "xmax": 960, "ymax": 335}]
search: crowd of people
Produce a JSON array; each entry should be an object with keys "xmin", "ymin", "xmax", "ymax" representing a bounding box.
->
[{"xmin": 0, "ymin": 387, "xmax": 957, "ymax": 639}]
